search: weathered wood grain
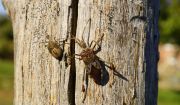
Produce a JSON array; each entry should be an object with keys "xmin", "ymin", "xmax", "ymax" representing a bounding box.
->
[
  {"xmin": 3, "ymin": 0, "xmax": 159, "ymax": 105},
  {"xmin": 75, "ymin": 0, "xmax": 159, "ymax": 105}
]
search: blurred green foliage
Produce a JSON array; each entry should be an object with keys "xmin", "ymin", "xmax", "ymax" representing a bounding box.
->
[
  {"xmin": 158, "ymin": 89, "xmax": 180, "ymax": 105},
  {"xmin": 0, "ymin": 15, "xmax": 13, "ymax": 59},
  {"xmin": 0, "ymin": 59, "xmax": 13, "ymax": 105},
  {"xmin": 159, "ymin": 0, "xmax": 180, "ymax": 45},
  {"xmin": 0, "ymin": 13, "xmax": 13, "ymax": 105}
]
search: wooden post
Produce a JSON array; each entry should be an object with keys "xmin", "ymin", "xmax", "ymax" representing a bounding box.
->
[{"xmin": 3, "ymin": 0, "xmax": 159, "ymax": 105}]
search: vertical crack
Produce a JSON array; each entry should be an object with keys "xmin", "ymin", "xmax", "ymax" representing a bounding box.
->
[
  {"xmin": 21, "ymin": 65, "xmax": 24, "ymax": 105},
  {"xmin": 67, "ymin": 0, "xmax": 79, "ymax": 105}
]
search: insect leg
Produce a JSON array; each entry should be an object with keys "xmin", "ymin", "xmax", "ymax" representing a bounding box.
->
[
  {"xmin": 73, "ymin": 54, "xmax": 82, "ymax": 60},
  {"xmin": 70, "ymin": 37, "xmax": 87, "ymax": 49},
  {"xmin": 82, "ymin": 66, "xmax": 89, "ymax": 103},
  {"xmin": 66, "ymin": 54, "xmax": 82, "ymax": 60},
  {"xmin": 90, "ymin": 34, "xmax": 104, "ymax": 49},
  {"xmin": 90, "ymin": 40, "xmax": 101, "ymax": 50},
  {"xmin": 98, "ymin": 58, "xmax": 115, "ymax": 70}
]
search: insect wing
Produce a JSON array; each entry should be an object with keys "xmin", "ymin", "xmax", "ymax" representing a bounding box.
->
[{"xmin": 89, "ymin": 60, "xmax": 102, "ymax": 85}]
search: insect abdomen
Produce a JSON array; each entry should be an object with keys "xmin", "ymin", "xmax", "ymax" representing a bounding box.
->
[
  {"xmin": 50, "ymin": 47, "xmax": 63, "ymax": 60},
  {"xmin": 47, "ymin": 41, "xmax": 63, "ymax": 60}
]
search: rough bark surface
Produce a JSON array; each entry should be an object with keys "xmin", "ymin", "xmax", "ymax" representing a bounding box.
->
[
  {"xmin": 75, "ymin": 0, "xmax": 159, "ymax": 105},
  {"xmin": 3, "ymin": 0, "xmax": 77, "ymax": 105},
  {"xmin": 3, "ymin": 0, "xmax": 159, "ymax": 105}
]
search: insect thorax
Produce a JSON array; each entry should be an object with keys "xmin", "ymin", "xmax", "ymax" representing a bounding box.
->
[{"xmin": 80, "ymin": 48, "xmax": 96, "ymax": 64}]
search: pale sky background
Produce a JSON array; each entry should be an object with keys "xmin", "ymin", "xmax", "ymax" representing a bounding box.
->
[{"xmin": 0, "ymin": 0, "xmax": 6, "ymax": 15}]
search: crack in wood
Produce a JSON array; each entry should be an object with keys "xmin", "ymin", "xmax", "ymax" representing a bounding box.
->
[{"xmin": 67, "ymin": 0, "xmax": 79, "ymax": 105}]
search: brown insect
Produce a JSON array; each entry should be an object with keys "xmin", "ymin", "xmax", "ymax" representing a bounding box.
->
[
  {"xmin": 72, "ymin": 33, "xmax": 104, "ymax": 103},
  {"xmin": 46, "ymin": 37, "xmax": 67, "ymax": 60}
]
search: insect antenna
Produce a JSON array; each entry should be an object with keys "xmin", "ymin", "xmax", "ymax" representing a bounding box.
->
[
  {"xmin": 81, "ymin": 18, "xmax": 91, "ymax": 39},
  {"xmin": 81, "ymin": 18, "xmax": 91, "ymax": 46}
]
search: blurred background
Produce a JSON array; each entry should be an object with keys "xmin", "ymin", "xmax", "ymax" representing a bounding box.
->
[
  {"xmin": 0, "ymin": 0, "xmax": 180, "ymax": 105},
  {"xmin": 0, "ymin": 0, "xmax": 14, "ymax": 105}
]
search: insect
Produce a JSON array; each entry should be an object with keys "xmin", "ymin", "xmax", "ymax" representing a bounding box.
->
[
  {"xmin": 72, "ymin": 33, "xmax": 104, "ymax": 103},
  {"xmin": 46, "ymin": 36, "xmax": 67, "ymax": 61}
]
